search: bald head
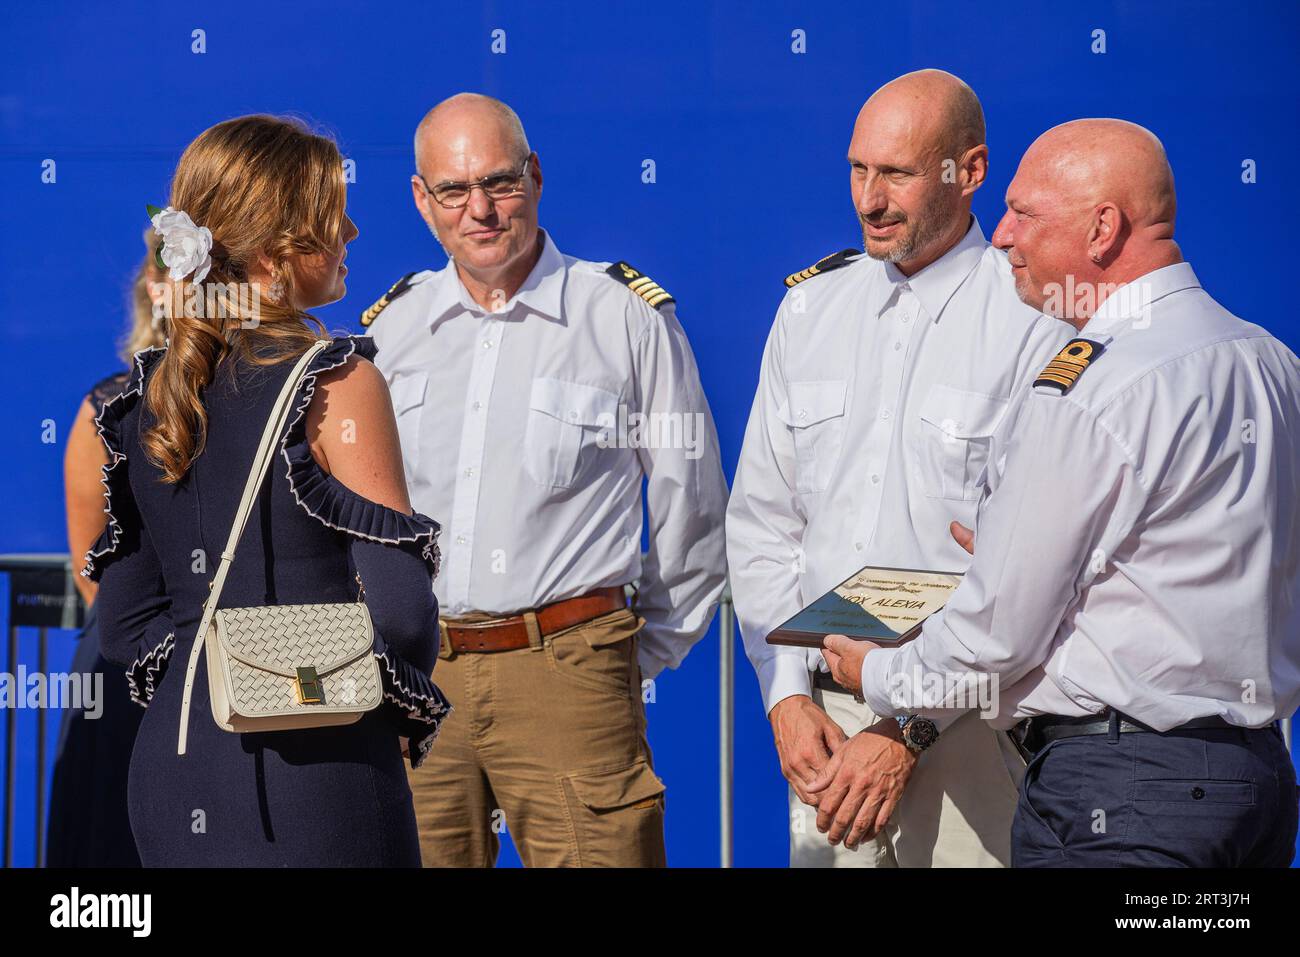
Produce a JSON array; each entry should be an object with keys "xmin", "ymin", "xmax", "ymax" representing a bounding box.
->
[
  {"xmin": 992, "ymin": 118, "xmax": 1182, "ymax": 324},
  {"xmin": 858, "ymin": 69, "xmax": 986, "ymax": 161},
  {"xmin": 1023, "ymin": 119, "xmax": 1176, "ymax": 235},
  {"xmin": 413, "ymin": 93, "xmax": 530, "ymax": 176}
]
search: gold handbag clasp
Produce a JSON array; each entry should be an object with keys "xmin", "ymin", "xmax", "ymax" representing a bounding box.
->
[{"xmin": 295, "ymin": 666, "xmax": 324, "ymax": 705}]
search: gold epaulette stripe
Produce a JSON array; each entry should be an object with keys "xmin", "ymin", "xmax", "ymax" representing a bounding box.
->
[
  {"xmin": 783, "ymin": 248, "xmax": 860, "ymax": 288},
  {"xmin": 605, "ymin": 261, "xmax": 675, "ymax": 311},
  {"xmin": 1033, "ymin": 337, "xmax": 1106, "ymax": 394},
  {"xmin": 360, "ymin": 272, "xmax": 417, "ymax": 328}
]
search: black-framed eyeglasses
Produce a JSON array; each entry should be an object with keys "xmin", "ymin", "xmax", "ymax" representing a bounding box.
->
[{"xmin": 414, "ymin": 155, "xmax": 533, "ymax": 209}]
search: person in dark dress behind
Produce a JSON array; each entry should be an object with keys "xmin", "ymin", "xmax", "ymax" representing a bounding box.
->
[
  {"xmin": 84, "ymin": 114, "xmax": 449, "ymax": 867},
  {"xmin": 49, "ymin": 234, "xmax": 170, "ymax": 867}
]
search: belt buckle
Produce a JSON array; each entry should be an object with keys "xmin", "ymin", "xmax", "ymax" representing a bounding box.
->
[{"xmin": 1009, "ymin": 718, "xmax": 1037, "ymax": 762}]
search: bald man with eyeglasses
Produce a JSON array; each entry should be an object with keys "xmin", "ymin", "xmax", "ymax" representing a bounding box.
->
[{"xmin": 362, "ymin": 93, "xmax": 728, "ymax": 867}]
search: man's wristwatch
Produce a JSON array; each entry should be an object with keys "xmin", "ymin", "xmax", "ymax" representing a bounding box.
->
[{"xmin": 895, "ymin": 715, "xmax": 940, "ymax": 754}]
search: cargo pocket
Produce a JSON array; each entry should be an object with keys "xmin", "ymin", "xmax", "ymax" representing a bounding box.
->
[
  {"xmin": 561, "ymin": 759, "xmax": 667, "ymax": 867},
  {"xmin": 524, "ymin": 377, "xmax": 621, "ymax": 489},
  {"xmin": 914, "ymin": 385, "xmax": 1008, "ymax": 501},
  {"xmin": 777, "ymin": 379, "xmax": 847, "ymax": 494}
]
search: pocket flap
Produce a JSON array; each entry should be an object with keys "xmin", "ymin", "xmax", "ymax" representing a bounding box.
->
[
  {"xmin": 213, "ymin": 603, "xmax": 375, "ymax": 678},
  {"xmin": 779, "ymin": 379, "xmax": 848, "ymax": 428},
  {"xmin": 390, "ymin": 373, "xmax": 428, "ymax": 414},
  {"xmin": 567, "ymin": 760, "xmax": 666, "ymax": 811},
  {"xmin": 529, "ymin": 377, "xmax": 620, "ymax": 426},
  {"xmin": 918, "ymin": 385, "xmax": 1008, "ymax": 438}
]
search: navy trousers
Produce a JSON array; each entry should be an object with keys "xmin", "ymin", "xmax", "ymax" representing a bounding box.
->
[{"xmin": 1013, "ymin": 720, "xmax": 1299, "ymax": 867}]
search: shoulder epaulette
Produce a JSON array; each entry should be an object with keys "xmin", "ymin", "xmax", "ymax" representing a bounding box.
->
[
  {"xmin": 605, "ymin": 261, "xmax": 675, "ymax": 311},
  {"xmin": 784, "ymin": 248, "xmax": 861, "ymax": 288},
  {"xmin": 360, "ymin": 272, "xmax": 418, "ymax": 328},
  {"xmin": 1033, "ymin": 338, "xmax": 1107, "ymax": 395}
]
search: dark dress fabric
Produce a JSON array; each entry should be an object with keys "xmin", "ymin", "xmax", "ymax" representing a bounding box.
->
[
  {"xmin": 47, "ymin": 371, "xmax": 144, "ymax": 868},
  {"xmin": 83, "ymin": 335, "xmax": 450, "ymax": 867}
]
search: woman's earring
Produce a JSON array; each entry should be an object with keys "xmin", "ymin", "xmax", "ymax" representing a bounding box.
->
[{"xmin": 268, "ymin": 274, "xmax": 285, "ymax": 302}]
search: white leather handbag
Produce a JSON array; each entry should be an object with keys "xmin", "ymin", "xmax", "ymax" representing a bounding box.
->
[{"xmin": 176, "ymin": 340, "xmax": 381, "ymax": 755}]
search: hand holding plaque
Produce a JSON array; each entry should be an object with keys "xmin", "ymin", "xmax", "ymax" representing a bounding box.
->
[{"xmin": 765, "ymin": 564, "xmax": 963, "ymax": 649}]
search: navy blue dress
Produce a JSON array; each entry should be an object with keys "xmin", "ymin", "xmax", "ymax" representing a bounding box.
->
[{"xmin": 83, "ymin": 335, "xmax": 450, "ymax": 867}]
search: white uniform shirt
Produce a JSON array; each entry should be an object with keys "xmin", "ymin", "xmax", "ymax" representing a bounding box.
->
[
  {"xmin": 860, "ymin": 262, "xmax": 1300, "ymax": 731},
  {"xmin": 726, "ymin": 217, "xmax": 1073, "ymax": 713},
  {"xmin": 368, "ymin": 229, "xmax": 729, "ymax": 679}
]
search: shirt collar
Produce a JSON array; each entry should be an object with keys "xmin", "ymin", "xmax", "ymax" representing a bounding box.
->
[
  {"xmin": 867, "ymin": 215, "xmax": 988, "ymax": 321},
  {"xmin": 1080, "ymin": 261, "xmax": 1201, "ymax": 338},
  {"xmin": 427, "ymin": 228, "xmax": 567, "ymax": 328}
]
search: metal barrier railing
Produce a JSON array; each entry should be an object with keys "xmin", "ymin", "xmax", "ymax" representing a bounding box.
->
[
  {"xmin": 1, "ymin": 554, "xmax": 84, "ymax": 869},
  {"xmin": 718, "ymin": 586, "xmax": 734, "ymax": 868}
]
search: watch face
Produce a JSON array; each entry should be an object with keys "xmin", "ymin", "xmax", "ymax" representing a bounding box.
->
[{"xmin": 906, "ymin": 717, "xmax": 940, "ymax": 751}]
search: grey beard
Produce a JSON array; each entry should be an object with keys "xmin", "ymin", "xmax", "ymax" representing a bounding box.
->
[{"xmin": 861, "ymin": 215, "xmax": 946, "ymax": 264}]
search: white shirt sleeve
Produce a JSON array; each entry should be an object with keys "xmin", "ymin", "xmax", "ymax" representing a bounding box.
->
[
  {"xmin": 630, "ymin": 304, "xmax": 730, "ymax": 679},
  {"xmin": 860, "ymin": 393, "xmax": 1151, "ymax": 716},
  {"xmin": 726, "ymin": 303, "xmax": 820, "ymax": 713}
]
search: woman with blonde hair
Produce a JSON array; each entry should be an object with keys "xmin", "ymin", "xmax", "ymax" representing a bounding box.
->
[{"xmin": 84, "ymin": 114, "xmax": 448, "ymax": 866}]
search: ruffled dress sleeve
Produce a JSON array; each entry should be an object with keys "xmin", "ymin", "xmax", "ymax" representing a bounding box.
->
[
  {"xmin": 280, "ymin": 335, "xmax": 452, "ymax": 768},
  {"xmin": 82, "ymin": 346, "xmax": 178, "ymax": 708}
]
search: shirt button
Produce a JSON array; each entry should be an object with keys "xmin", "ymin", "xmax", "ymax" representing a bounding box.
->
[
  {"xmin": 464, "ymin": 467, "xmax": 474, "ymax": 478},
  {"xmin": 1191, "ymin": 786, "xmax": 1205, "ymax": 800},
  {"xmin": 568, "ymin": 410, "xmax": 579, "ymax": 421},
  {"xmin": 481, "ymin": 340, "xmax": 492, "ymax": 349},
  {"xmin": 893, "ymin": 342, "xmax": 902, "ymax": 351},
  {"xmin": 854, "ymin": 542, "xmax": 863, "ymax": 552},
  {"xmin": 901, "ymin": 313, "xmax": 911, "ymax": 324},
  {"xmin": 870, "ymin": 474, "xmax": 880, "ymax": 485},
  {"xmin": 880, "ymin": 409, "xmax": 891, "ymax": 420},
  {"xmin": 472, "ymin": 401, "xmax": 482, "ymax": 411},
  {"xmin": 455, "ymin": 535, "xmax": 467, "ymax": 545},
  {"xmin": 797, "ymin": 410, "xmax": 807, "ymax": 421}
]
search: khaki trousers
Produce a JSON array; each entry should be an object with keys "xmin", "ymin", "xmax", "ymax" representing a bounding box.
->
[
  {"xmin": 408, "ymin": 606, "xmax": 667, "ymax": 867},
  {"xmin": 789, "ymin": 686, "xmax": 1025, "ymax": 867}
]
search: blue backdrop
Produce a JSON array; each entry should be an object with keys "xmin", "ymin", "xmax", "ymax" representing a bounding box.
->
[{"xmin": 2, "ymin": 0, "xmax": 1297, "ymax": 867}]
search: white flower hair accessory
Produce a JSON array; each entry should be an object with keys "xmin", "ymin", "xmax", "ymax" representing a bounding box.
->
[{"xmin": 147, "ymin": 203, "xmax": 213, "ymax": 283}]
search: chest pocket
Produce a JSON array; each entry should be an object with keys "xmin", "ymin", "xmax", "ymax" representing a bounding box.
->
[
  {"xmin": 916, "ymin": 385, "xmax": 1008, "ymax": 501},
  {"xmin": 525, "ymin": 377, "xmax": 621, "ymax": 489},
  {"xmin": 778, "ymin": 380, "xmax": 848, "ymax": 494},
  {"xmin": 389, "ymin": 372, "xmax": 428, "ymax": 475}
]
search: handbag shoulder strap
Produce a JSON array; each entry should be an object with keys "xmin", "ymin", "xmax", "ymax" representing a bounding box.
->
[{"xmin": 177, "ymin": 339, "xmax": 331, "ymax": 755}]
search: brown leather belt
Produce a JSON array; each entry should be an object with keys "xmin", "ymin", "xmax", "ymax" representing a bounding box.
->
[{"xmin": 440, "ymin": 587, "xmax": 628, "ymax": 654}]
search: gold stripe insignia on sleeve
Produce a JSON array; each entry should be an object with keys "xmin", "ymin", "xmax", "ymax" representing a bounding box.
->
[
  {"xmin": 605, "ymin": 261, "xmax": 676, "ymax": 311},
  {"xmin": 360, "ymin": 272, "xmax": 418, "ymax": 328},
  {"xmin": 1033, "ymin": 338, "xmax": 1106, "ymax": 394},
  {"xmin": 783, "ymin": 248, "xmax": 861, "ymax": 288}
]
